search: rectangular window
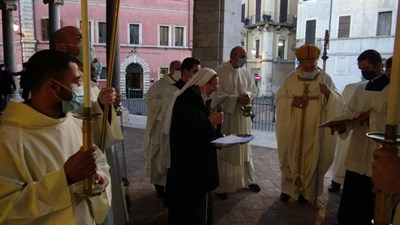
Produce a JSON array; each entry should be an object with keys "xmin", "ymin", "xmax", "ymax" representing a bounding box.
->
[
  {"xmin": 41, "ymin": 18, "xmax": 49, "ymax": 41},
  {"xmin": 98, "ymin": 22, "xmax": 107, "ymax": 43},
  {"xmin": 280, "ymin": 0, "xmax": 288, "ymax": 23},
  {"xmin": 377, "ymin": 11, "xmax": 392, "ymax": 36},
  {"xmin": 255, "ymin": 0, "xmax": 261, "ymax": 22},
  {"xmin": 79, "ymin": 20, "xmax": 93, "ymax": 42},
  {"xmin": 175, "ymin": 27, "xmax": 184, "ymax": 46},
  {"xmin": 278, "ymin": 40, "xmax": 285, "ymax": 59},
  {"xmin": 305, "ymin": 20, "xmax": 316, "ymax": 44},
  {"xmin": 129, "ymin": 24, "xmax": 140, "ymax": 45},
  {"xmin": 159, "ymin": 26, "xmax": 170, "ymax": 46},
  {"xmin": 255, "ymin": 39, "xmax": 260, "ymax": 58},
  {"xmin": 241, "ymin": 4, "xmax": 245, "ymax": 22},
  {"xmin": 338, "ymin": 16, "xmax": 351, "ymax": 38},
  {"xmin": 100, "ymin": 66, "xmax": 107, "ymax": 80}
]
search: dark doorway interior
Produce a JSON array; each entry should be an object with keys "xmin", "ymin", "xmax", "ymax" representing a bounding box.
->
[{"xmin": 126, "ymin": 63, "xmax": 144, "ymax": 98}]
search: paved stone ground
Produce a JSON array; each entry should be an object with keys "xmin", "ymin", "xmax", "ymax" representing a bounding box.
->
[{"xmin": 117, "ymin": 127, "xmax": 340, "ymax": 225}]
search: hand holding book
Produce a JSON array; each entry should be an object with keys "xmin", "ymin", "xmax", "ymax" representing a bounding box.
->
[{"xmin": 319, "ymin": 108, "xmax": 372, "ymax": 134}]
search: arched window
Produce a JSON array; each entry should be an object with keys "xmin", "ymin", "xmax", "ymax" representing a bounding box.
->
[{"xmin": 126, "ymin": 63, "xmax": 143, "ymax": 98}]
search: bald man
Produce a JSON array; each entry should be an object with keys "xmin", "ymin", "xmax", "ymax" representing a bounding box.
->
[
  {"xmin": 211, "ymin": 46, "xmax": 260, "ymax": 200},
  {"xmin": 50, "ymin": 26, "xmax": 123, "ymax": 149},
  {"xmin": 143, "ymin": 59, "xmax": 182, "ymax": 198}
]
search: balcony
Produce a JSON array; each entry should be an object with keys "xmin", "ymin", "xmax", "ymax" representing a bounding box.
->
[{"xmin": 243, "ymin": 12, "xmax": 297, "ymax": 30}]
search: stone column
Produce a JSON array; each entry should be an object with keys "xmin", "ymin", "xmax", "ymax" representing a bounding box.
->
[
  {"xmin": 193, "ymin": 0, "xmax": 242, "ymax": 68},
  {"xmin": 44, "ymin": 0, "xmax": 63, "ymax": 41},
  {"xmin": 99, "ymin": 2, "xmax": 127, "ymax": 225},
  {"xmin": 1, "ymin": 0, "xmax": 22, "ymax": 101}
]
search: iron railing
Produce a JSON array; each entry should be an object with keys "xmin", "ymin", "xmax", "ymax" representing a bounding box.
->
[
  {"xmin": 121, "ymin": 96, "xmax": 276, "ymax": 131},
  {"xmin": 251, "ymin": 96, "xmax": 276, "ymax": 131}
]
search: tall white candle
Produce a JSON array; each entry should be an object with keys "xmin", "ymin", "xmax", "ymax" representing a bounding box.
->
[{"xmin": 81, "ymin": 0, "xmax": 90, "ymax": 108}]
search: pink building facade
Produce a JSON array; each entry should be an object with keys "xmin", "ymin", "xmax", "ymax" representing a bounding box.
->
[{"xmin": 2, "ymin": 0, "xmax": 194, "ymax": 98}]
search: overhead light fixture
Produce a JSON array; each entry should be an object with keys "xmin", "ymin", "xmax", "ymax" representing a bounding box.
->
[
  {"xmin": 13, "ymin": 23, "xmax": 25, "ymax": 37},
  {"xmin": 13, "ymin": 23, "xmax": 19, "ymax": 32}
]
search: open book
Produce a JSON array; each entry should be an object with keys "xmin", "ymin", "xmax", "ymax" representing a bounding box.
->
[{"xmin": 318, "ymin": 108, "xmax": 372, "ymax": 128}]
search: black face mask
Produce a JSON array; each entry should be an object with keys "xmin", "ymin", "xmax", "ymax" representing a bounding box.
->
[{"xmin": 361, "ymin": 70, "xmax": 376, "ymax": 81}]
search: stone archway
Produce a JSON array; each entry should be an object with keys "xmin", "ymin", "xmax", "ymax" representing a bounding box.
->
[{"xmin": 120, "ymin": 54, "xmax": 150, "ymax": 98}]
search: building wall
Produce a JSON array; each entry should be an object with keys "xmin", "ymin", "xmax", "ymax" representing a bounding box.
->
[
  {"xmin": 193, "ymin": 0, "xmax": 242, "ymax": 68},
  {"xmin": 1, "ymin": 0, "xmax": 194, "ymax": 97},
  {"xmin": 296, "ymin": 0, "xmax": 397, "ymax": 92},
  {"xmin": 242, "ymin": 0, "xmax": 298, "ymax": 97}
]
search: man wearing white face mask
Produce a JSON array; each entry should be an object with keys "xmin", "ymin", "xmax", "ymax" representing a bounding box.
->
[
  {"xmin": 210, "ymin": 46, "xmax": 260, "ymax": 200},
  {"xmin": 143, "ymin": 59, "xmax": 181, "ymax": 198},
  {"xmin": 52, "ymin": 79, "xmax": 85, "ymax": 113},
  {"xmin": 275, "ymin": 44, "xmax": 342, "ymax": 204},
  {"xmin": 50, "ymin": 26, "xmax": 123, "ymax": 149},
  {"xmin": 91, "ymin": 58, "xmax": 103, "ymax": 83}
]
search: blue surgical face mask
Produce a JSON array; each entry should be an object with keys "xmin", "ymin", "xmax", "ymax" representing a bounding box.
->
[
  {"xmin": 303, "ymin": 70, "xmax": 317, "ymax": 79},
  {"xmin": 237, "ymin": 57, "xmax": 247, "ymax": 68},
  {"xmin": 53, "ymin": 80, "xmax": 84, "ymax": 113},
  {"xmin": 76, "ymin": 42, "xmax": 95, "ymax": 65},
  {"xmin": 93, "ymin": 60, "xmax": 102, "ymax": 76}
]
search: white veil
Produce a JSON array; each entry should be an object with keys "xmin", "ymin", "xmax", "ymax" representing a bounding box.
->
[{"xmin": 162, "ymin": 67, "xmax": 217, "ymax": 135}]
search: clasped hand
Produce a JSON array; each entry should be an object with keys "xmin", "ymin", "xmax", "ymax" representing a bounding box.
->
[
  {"xmin": 237, "ymin": 93, "xmax": 250, "ymax": 105},
  {"xmin": 209, "ymin": 112, "xmax": 224, "ymax": 127},
  {"xmin": 64, "ymin": 146, "xmax": 106, "ymax": 188},
  {"xmin": 98, "ymin": 87, "xmax": 117, "ymax": 106},
  {"xmin": 319, "ymin": 82, "xmax": 330, "ymax": 97}
]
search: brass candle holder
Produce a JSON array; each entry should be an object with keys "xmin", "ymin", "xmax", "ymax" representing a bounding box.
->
[{"xmin": 73, "ymin": 110, "xmax": 104, "ymax": 197}]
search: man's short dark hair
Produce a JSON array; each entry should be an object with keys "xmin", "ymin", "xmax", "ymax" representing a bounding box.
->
[
  {"xmin": 21, "ymin": 50, "xmax": 76, "ymax": 100},
  {"xmin": 357, "ymin": 49, "xmax": 382, "ymax": 66},
  {"xmin": 181, "ymin": 57, "xmax": 201, "ymax": 72},
  {"xmin": 385, "ymin": 56, "xmax": 393, "ymax": 69}
]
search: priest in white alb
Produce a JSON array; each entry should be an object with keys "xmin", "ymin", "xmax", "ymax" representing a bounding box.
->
[
  {"xmin": 143, "ymin": 60, "xmax": 181, "ymax": 197},
  {"xmin": 211, "ymin": 46, "xmax": 261, "ymax": 200},
  {"xmin": 0, "ymin": 50, "xmax": 111, "ymax": 225}
]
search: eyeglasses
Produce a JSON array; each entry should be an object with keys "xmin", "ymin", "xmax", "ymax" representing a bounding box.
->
[
  {"xmin": 300, "ymin": 62, "xmax": 317, "ymax": 72},
  {"xmin": 207, "ymin": 82, "xmax": 219, "ymax": 90}
]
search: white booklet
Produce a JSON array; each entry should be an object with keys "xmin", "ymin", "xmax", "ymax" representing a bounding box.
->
[{"xmin": 211, "ymin": 134, "xmax": 255, "ymax": 147}]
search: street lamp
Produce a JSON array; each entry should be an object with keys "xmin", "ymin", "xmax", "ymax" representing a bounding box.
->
[
  {"xmin": 12, "ymin": 23, "xmax": 25, "ymax": 102},
  {"xmin": 251, "ymin": 48, "xmax": 256, "ymax": 56},
  {"xmin": 13, "ymin": 23, "xmax": 24, "ymax": 37}
]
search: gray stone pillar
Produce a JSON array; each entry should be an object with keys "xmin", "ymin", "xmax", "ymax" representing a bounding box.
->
[
  {"xmin": 193, "ymin": 0, "xmax": 242, "ymax": 68},
  {"xmin": 99, "ymin": 2, "xmax": 127, "ymax": 225},
  {"xmin": 1, "ymin": 0, "xmax": 22, "ymax": 101},
  {"xmin": 44, "ymin": 0, "xmax": 63, "ymax": 41}
]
